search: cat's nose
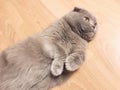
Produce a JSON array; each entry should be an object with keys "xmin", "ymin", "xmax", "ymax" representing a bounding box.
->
[{"xmin": 92, "ymin": 25, "xmax": 95, "ymax": 29}]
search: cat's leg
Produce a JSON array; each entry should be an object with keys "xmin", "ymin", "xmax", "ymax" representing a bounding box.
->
[
  {"xmin": 65, "ymin": 51, "xmax": 85, "ymax": 71},
  {"xmin": 50, "ymin": 42, "xmax": 66, "ymax": 76}
]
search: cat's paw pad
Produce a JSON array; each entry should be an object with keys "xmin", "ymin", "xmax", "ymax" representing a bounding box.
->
[{"xmin": 51, "ymin": 60, "xmax": 64, "ymax": 76}]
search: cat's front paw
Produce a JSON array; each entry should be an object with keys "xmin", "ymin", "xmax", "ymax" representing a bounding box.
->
[
  {"xmin": 65, "ymin": 52, "xmax": 85, "ymax": 71},
  {"xmin": 51, "ymin": 60, "xmax": 64, "ymax": 76}
]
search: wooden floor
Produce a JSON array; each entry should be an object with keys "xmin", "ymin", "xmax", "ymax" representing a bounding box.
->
[{"xmin": 0, "ymin": 0, "xmax": 120, "ymax": 90}]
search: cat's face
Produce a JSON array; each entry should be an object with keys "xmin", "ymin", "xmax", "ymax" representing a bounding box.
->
[
  {"xmin": 73, "ymin": 7, "xmax": 97, "ymax": 42},
  {"xmin": 64, "ymin": 7, "xmax": 97, "ymax": 42}
]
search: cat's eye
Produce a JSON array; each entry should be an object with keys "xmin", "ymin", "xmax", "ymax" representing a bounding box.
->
[{"xmin": 84, "ymin": 17, "xmax": 89, "ymax": 22}]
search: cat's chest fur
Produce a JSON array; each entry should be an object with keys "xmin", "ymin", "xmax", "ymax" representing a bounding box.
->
[{"xmin": 35, "ymin": 19, "xmax": 87, "ymax": 59}]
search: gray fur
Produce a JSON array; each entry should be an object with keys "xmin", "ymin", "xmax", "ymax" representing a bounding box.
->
[{"xmin": 0, "ymin": 7, "xmax": 97, "ymax": 90}]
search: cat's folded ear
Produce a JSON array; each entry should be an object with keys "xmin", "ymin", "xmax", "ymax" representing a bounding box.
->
[{"xmin": 73, "ymin": 7, "xmax": 81, "ymax": 12}]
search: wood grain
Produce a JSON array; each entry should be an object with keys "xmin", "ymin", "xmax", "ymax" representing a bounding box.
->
[{"xmin": 0, "ymin": 0, "xmax": 120, "ymax": 90}]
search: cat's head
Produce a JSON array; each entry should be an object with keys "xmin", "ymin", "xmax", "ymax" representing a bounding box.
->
[{"xmin": 64, "ymin": 7, "xmax": 97, "ymax": 42}]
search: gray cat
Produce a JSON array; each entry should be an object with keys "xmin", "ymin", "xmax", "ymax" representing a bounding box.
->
[{"xmin": 0, "ymin": 7, "xmax": 97, "ymax": 90}]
